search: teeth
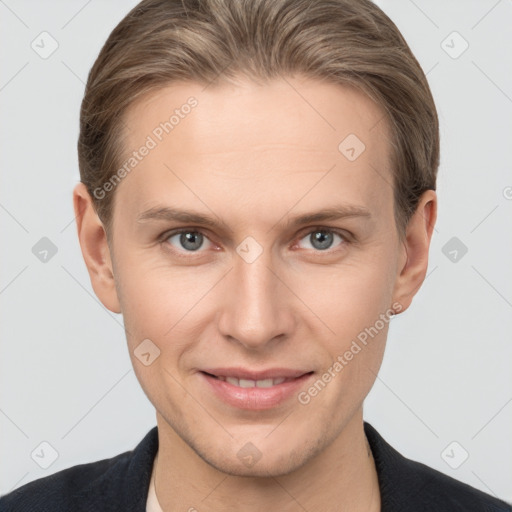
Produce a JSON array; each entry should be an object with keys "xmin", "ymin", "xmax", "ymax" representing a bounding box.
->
[
  {"xmin": 256, "ymin": 378, "xmax": 274, "ymax": 388},
  {"xmin": 239, "ymin": 379, "xmax": 255, "ymax": 388},
  {"xmin": 222, "ymin": 376, "xmax": 287, "ymax": 388}
]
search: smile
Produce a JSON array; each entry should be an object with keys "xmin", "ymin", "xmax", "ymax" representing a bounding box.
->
[
  {"xmin": 210, "ymin": 375, "xmax": 287, "ymax": 387},
  {"xmin": 199, "ymin": 369, "xmax": 315, "ymax": 410}
]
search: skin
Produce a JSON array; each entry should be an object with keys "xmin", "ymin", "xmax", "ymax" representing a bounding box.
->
[{"xmin": 73, "ymin": 76, "xmax": 436, "ymax": 512}]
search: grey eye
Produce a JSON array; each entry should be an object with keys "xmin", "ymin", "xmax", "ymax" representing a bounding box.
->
[
  {"xmin": 310, "ymin": 231, "xmax": 333, "ymax": 250},
  {"xmin": 168, "ymin": 231, "xmax": 208, "ymax": 251},
  {"xmin": 298, "ymin": 230, "xmax": 344, "ymax": 251}
]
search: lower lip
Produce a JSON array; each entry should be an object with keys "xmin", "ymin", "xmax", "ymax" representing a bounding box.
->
[{"xmin": 200, "ymin": 372, "xmax": 314, "ymax": 410}]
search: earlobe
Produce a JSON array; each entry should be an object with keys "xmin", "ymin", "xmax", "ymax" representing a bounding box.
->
[
  {"xmin": 73, "ymin": 183, "xmax": 122, "ymax": 314},
  {"xmin": 391, "ymin": 190, "xmax": 437, "ymax": 313}
]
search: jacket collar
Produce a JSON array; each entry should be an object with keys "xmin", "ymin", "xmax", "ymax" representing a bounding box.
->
[
  {"xmin": 90, "ymin": 423, "xmax": 506, "ymax": 511},
  {"xmin": 79, "ymin": 426, "xmax": 159, "ymax": 511}
]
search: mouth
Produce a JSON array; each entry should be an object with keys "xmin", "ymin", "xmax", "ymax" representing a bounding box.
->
[
  {"xmin": 198, "ymin": 368, "xmax": 315, "ymax": 410},
  {"xmin": 203, "ymin": 373, "xmax": 293, "ymax": 388}
]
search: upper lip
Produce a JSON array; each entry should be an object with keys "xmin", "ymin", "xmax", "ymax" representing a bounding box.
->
[{"xmin": 201, "ymin": 367, "xmax": 312, "ymax": 380}]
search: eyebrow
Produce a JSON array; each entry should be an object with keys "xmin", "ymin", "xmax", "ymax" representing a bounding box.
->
[{"xmin": 136, "ymin": 204, "xmax": 372, "ymax": 231}]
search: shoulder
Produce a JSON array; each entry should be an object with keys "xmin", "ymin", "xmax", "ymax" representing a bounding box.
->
[
  {"xmin": 0, "ymin": 452, "xmax": 127, "ymax": 511},
  {"xmin": 387, "ymin": 449, "xmax": 511, "ymax": 511},
  {"xmin": 0, "ymin": 427, "xmax": 158, "ymax": 512},
  {"xmin": 364, "ymin": 423, "xmax": 512, "ymax": 511}
]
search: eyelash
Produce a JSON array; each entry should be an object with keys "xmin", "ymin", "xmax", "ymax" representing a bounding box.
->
[{"xmin": 158, "ymin": 226, "xmax": 351, "ymax": 258}]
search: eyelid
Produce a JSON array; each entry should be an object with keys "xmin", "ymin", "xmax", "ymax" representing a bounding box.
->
[
  {"xmin": 295, "ymin": 225, "xmax": 351, "ymax": 240},
  {"xmin": 159, "ymin": 227, "xmax": 213, "ymax": 241},
  {"xmin": 158, "ymin": 226, "xmax": 353, "ymax": 258},
  {"xmin": 293, "ymin": 226, "xmax": 351, "ymax": 251},
  {"xmin": 159, "ymin": 227, "xmax": 217, "ymax": 256}
]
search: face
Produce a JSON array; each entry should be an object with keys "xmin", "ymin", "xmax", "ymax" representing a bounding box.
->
[{"xmin": 93, "ymin": 77, "xmax": 411, "ymax": 476}]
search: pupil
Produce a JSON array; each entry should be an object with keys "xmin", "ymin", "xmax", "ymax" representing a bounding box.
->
[
  {"xmin": 180, "ymin": 232, "xmax": 203, "ymax": 251},
  {"xmin": 311, "ymin": 230, "xmax": 333, "ymax": 250}
]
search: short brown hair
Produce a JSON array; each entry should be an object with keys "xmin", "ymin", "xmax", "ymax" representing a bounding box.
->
[{"xmin": 78, "ymin": 0, "xmax": 439, "ymax": 240}]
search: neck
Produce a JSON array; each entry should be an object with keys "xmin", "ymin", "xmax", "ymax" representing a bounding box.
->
[{"xmin": 153, "ymin": 409, "xmax": 380, "ymax": 512}]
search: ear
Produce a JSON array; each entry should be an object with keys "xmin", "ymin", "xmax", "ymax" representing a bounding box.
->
[
  {"xmin": 73, "ymin": 182, "xmax": 121, "ymax": 314},
  {"xmin": 391, "ymin": 189, "xmax": 437, "ymax": 314}
]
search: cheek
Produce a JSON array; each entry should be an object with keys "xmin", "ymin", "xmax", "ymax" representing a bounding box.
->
[
  {"xmin": 115, "ymin": 251, "xmax": 215, "ymax": 345},
  {"xmin": 293, "ymin": 248, "xmax": 397, "ymax": 344},
  {"xmin": 289, "ymin": 245, "xmax": 396, "ymax": 405},
  {"xmin": 115, "ymin": 257, "xmax": 205, "ymax": 402}
]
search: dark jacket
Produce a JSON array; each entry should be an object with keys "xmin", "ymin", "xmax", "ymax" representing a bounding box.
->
[{"xmin": 1, "ymin": 423, "xmax": 510, "ymax": 511}]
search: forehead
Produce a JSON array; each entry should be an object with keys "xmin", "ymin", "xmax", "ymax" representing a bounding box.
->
[{"xmin": 114, "ymin": 77, "xmax": 393, "ymax": 225}]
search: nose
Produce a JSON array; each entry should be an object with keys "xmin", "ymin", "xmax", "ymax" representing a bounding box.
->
[{"xmin": 217, "ymin": 245, "xmax": 296, "ymax": 351}]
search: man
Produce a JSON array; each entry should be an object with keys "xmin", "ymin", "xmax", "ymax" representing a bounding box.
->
[{"xmin": 1, "ymin": 0, "xmax": 510, "ymax": 510}]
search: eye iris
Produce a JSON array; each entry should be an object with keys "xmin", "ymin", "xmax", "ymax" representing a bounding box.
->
[
  {"xmin": 311, "ymin": 230, "xmax": 333, "ymax": 250},
  {"xmin": 180, "ymin": 232, "xmax": 203, "ymax": 251}
]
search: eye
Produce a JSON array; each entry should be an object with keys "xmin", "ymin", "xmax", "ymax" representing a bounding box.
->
[
  {"xmin": 296, "ymin": 228, "xmax": 347, "ymax": 251},
  {"xmin": 164, "ymin": 230, "xmax": 214, "ymax": 252}
]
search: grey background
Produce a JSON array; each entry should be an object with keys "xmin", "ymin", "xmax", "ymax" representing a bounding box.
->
[{"xmin": 1, "ymin": 0, "xmax": 511, "ymax": 503}]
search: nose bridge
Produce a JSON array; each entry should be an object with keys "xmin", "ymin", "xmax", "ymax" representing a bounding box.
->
[{"xmin": 218, "ymin": 242, "xmax": 291, "ymax": 348}]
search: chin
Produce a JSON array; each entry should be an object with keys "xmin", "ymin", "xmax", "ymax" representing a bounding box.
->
[
  {"xmin": 194, "ymin": 435, "xmax": 324, "ymax": 479},
  {"xmin": 201, "ymin": 451, "xmax": 306, "ymax": 478}
]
